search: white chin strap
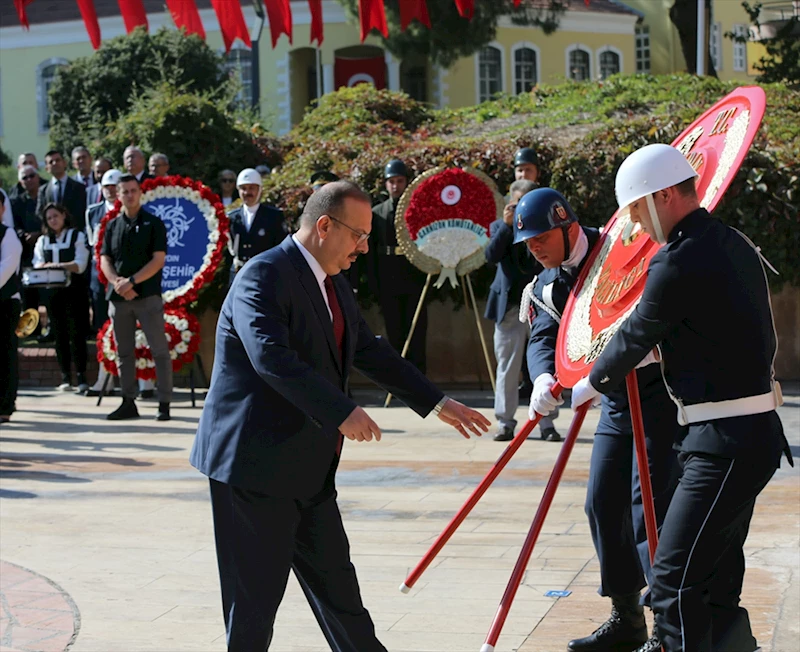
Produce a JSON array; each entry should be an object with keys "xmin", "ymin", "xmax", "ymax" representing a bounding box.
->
[{"xmin": 645, "ymin": 193, "xmax": 667, "ymax": 245}]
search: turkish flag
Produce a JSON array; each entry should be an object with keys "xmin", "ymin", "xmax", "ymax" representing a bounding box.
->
[
  {"xmin": 76, "ymin": 0, "xmax": 102, "ymax": 49},
  {"xmin": 211, "ymin": 0, "xmax": 252, "ymax": 52},
  {"xmin": 454, "ymin": 0, "xmax": 474, "ymax": 19},
  {"xmin": 117, "ymin": 0, "xmax": 148, "ymax": 33},
  {"xmin": 334, "ymin": 55, "xmax": 386, "ymax": 90},
  {"xmin": 400, "ymin": 0, "xmax": 430, "ymax": 30},
  {"xmin": 13, "ymin": 0, "xmax": 34, "ymax": 29},
  {"xmin": 265, "ymin": 0, "xmax": 292, "ymax": 47},
  {"xmin": 358, "ymin": 0, "xmax": 388, "ymax": 41},
  {"xmin": 308, "ymin": 0, "xmax": 324, "ymax": 45},
  {"xmin": 165, "ymin": 0, "xmax": 205, "ymax": 39}
]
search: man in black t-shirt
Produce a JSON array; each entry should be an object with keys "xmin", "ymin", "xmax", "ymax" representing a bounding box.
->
[{"xmin": 100, "ymin": 174, "xmax": 172, "ymax": 421}]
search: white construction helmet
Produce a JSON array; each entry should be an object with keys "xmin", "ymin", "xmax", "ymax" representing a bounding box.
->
[
  {"xmin": 615, "ymin": 144, "xmax": 697, "ymax": 210},
  {"xmin": 101, "ymin": 169, "xmax": 123, "ymax": 186},
  {"xmin": 237, "ymin": 168, "xmax": 262, "ymax": 188}
]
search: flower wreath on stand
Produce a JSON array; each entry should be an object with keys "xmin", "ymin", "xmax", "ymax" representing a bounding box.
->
[{"xmin": 94, "ymin": 175, "xmax": 229, "ymax": 379}]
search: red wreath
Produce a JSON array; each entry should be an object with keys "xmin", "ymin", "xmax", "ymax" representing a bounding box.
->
[
  {"xmin": 97, "ymin": 308, "xmax": 201, "ymax": 379},
  {"xmin": 93, "ymin": 175, "xmax": 229, "ymax": 309}
]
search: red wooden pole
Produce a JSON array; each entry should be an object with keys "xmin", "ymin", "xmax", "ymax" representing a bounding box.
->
[
  {"xmin": 481, "ymin": 401, "xmax": 591, "ymax": 652},
  {"xmin": 400, "ymin": 382, "xmax": 564, "ymax": 593}
]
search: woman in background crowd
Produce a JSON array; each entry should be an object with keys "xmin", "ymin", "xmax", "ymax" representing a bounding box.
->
[
  {"xmin": 33, "ymin": 203, "xmax": 90, "ymax": 392},
  {"xmin": 217, "ymin": 170, "xmax": 239, "ymax": 207}
]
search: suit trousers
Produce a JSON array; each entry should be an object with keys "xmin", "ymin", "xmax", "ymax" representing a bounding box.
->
[
  {"xmin": 108, "ymin": 295, "xmax": 172, "ymax": 403},
  {"xmin": 585, "ymin": 429, "xmax": 679, "ymax": 604},
  {"xmin": 651, "ymin": 451, "xmax": 776, "ymax": 652},
  {"xmin": 0, "ymin": 298, "xmax": 20, "ymax": 416},
  {"xmin": 209, "ymin": 479, "xmax": 386, "ymax": 652},
  {"xmin": 379, "ymin": 292, "xmax": 427, "ymax": 375},
  {"xmin": 493, "ymin": 306, "xmax": 528, "ymax": 429},
  {"xmin": 49, "ymin": 286, "xmax": 89, "ymax": 380}
]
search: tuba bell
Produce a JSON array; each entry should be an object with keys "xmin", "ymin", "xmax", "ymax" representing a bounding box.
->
[{"xmin": 16, "ymin": 308, "xmax": 40, "ymax": 338}]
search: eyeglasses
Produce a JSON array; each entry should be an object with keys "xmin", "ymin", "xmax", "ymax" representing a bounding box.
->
[
  {"xmin": 21, "ymin": 174, "xmax": 37, "ymax": 181},
  {"xmin": 327, "ymin": 215, "xmax": 370, "ymax": 244}
]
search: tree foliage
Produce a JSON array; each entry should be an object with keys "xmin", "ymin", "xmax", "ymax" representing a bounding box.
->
[
  {"xmin": 48, "ymin": 27, "xmax": 234, "ymax": 154},
  {"xmin": 334, "ymin": 0, "xmax": 566, "ymax": 68}
]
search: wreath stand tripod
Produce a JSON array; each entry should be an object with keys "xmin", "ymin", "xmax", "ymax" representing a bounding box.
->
[
  {"xmin": 384, "ymin": 272, "xmax": 495, "ymax": 407},
  {"xmin": 398, "ymin": 370, "xmax": 661, "ymax": 651}
]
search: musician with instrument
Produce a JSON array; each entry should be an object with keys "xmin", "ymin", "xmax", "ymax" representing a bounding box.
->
[
  {"xmin": 32, "ymin": 203, "xmax": 91, "ymax": 392},
  {"xmin": 1, "ymin": 198, "xmax": 23, "ymax": 423}
]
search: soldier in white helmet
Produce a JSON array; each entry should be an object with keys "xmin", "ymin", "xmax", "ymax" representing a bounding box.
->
[
  {"xmin": 227, "ymin": 168, "xmax": 287, "ymax": 287},
  {"xmin": 571, "ymin": 143, "xmax": 791, "ymax": 652}
]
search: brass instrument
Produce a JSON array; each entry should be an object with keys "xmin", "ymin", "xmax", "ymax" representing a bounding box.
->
[{"xmin": 16, "ymin": 308, "xmax": 40, "ymax": 338}]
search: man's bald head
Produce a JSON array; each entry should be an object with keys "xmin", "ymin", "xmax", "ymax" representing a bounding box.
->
[{"xmin": 300, "ymin": 180, "xmax": 371, "ymax": 229}]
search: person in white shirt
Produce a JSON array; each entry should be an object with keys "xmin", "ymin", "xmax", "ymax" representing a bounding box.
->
[{"xmin": 33, "ymin": 203, "xmax": 90, "ymax": 392}]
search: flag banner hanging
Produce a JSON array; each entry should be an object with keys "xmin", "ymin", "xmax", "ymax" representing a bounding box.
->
[
  {"xmin": 308, "ymin": 0, "xmax": 324, "ymax": 45},
  {"xmin": 76, "ymin": 0, "xmax": 102, "ymax": 49},
  {"xmin": 400, "ymin": 0, "xmax": 431, "ymax": 30},
  {"xmin": 358, "ymin": 0, "xmax": 389, "ymax": 41},
  {"xmin": 334, "ymin": 55, "xmax": 387, "ymax": 90},
  {"xmin": 117, "ymin": 0, "xmax": 148, "ymax": 33},
  {"xmin": 265, "ymin": 0, "xmax": 293, "ymax": 47},
  {"xmin": 165, "ymin": 0, "xmax": 205, "ymax": 39},
  {"xmin": 211, "ymin": 0, "xmax": 252, "ymax": 52}
]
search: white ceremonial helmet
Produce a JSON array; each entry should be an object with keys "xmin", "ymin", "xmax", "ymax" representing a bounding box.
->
[
  {"xmin": 614, "ymin": 144, "xmax": 697, "ymax": 244},
  {"xmin": 101, "ymin": 169, "xmax": 123, "ymax": 186},
  {"xmin": 237, "ymin": 168, "xmax": 262, "ymax": 188}
]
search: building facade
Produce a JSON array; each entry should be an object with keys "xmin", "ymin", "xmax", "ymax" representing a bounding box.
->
[{"xmin": 0, "ymin": 0, "xmax": 767, "ymax": 162}]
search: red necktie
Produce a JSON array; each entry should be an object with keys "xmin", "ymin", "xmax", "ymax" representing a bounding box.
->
[{"xmin": 324, "ymin": 275, "xmax": 346, "ymax": 456}]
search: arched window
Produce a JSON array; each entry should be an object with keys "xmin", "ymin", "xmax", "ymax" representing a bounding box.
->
[
  {"xmin": 566, "ymin": 46, "xmax": 591, "ymax": 82},
  {"xmin": 598, "ymin": 47, "xmax": 622, "ymax": 80},
  {"xmin": 512, "ymin": 45, "xmax": 539, "ymax": 94},
  {"xmin": 477, "ymin": 45, "xmax": 504, "ymax": 103},
  {"xmin": 37, "ymin": 58, "xmax": 68, "ymax": 133},
  {"xmin": 224, "ymin": 46, "xmax": 254, "ymax": 107}
]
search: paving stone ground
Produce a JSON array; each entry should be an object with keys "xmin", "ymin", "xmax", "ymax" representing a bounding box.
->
[{"xmin": 0, "ymin": 385, "xmax": 797, "ymax": 652}]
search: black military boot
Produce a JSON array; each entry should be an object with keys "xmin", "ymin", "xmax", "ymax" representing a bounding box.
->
[
  {"xmin": 567, "ymin": 593, "xmax": 648, "ymax": 651},
  {"xmin": 632, "ymin": 634, "xmax": 662, "ymax": 652},
  {"xmin": 107, "ymin": 398, "xmax": 139, "ymax": 421}
]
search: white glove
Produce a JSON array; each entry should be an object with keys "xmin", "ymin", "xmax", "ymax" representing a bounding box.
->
[
  {"xmin": 635, "ymin": 347, "xmax": 661, "ymax": 369},
  {"xmin": 529, "ymin": 373, "xmax": 563, "ymax": 419},
  {"xmin": 571, "ymin": 376, "xmax": 601, "ymax": 410}
]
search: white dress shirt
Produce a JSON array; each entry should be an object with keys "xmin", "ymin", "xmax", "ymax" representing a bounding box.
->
[
  {"xmin": 1, "ymin": 189, "xmax": 14, "ymax": 229},
  {"xmin": 242, "ymin": 203, "xmax": 258, "ymax": 232},
  {"xmin": 50, "ymin": 174, "xmax": 69, "ymax": 203},
  {"xmin": 33, "ymin": 228, "xmax": 90, "ymax": 274},
  {"xmin": 292, "ymin": 235, "xmax": 332, "ymax": 321},
  {"xmin": 0, "ymin": 226, "xmax": 22, "ymax": 300}
]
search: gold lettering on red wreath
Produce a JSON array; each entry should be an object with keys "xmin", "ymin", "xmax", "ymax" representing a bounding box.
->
[
  {"xmin": 709, "ymin": 108, "xmax": 737, "ymax": 136},
  {"xmin": 686, "ymin": 151, "xmax": 703, "ymax": 171},
  {"xmin": 595, "ymin": 257, "xmax": 647, "ymax": 306}
]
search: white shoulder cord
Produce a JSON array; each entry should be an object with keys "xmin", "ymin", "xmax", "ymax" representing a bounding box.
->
[{"xmin": 519, "ymin": 275, "xmax": 562, "ymax": 325}]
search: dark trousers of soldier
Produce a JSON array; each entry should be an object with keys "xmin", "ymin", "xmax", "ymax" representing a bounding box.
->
[
  {"xmin": 651, "ymin": 448, "xmax": 778, "ymax": 652},
  {"xmin": 586, "ymin": 428, "xmax": 679, "ymax": 603},
  {"xmin": 49, "ymin": 285, "xmax": 89, "ymax": 381},
  {"xmin": 379, "ymin": 293, "xmax": 427, "ymax": 375},
  {"xmin": 0, "ymin": 298, "xmax": 20, "ymax": 416}
]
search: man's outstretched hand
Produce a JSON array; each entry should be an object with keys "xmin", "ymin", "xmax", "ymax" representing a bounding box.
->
[{"xmin": 437, "ymin": 399, "xmax": 491, "ymax": 439}]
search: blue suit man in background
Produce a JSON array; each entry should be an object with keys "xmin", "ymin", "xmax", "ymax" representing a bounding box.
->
[{"xmin": 190, "ymin": 181, "xmax": 491, "ymax": 652}]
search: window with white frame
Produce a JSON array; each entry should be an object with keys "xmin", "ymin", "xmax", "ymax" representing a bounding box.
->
[
  {"xmin": 733, "ymin": 24, "xmax": 747, "ymax": 71},
  {"xmin": 599, "ymin": 49, "xmax": 621, "ymax": 79},
  {"xmin": 478, "ymin": 46, "xmax": 503, "ymax": 102},
  {"xmin": 513, "ymin": 47, "xmax": 537, "ymax": 94},
  {"xmin": 567, "ymin": 46, "xmax": 591, "ymax": 81},
  {"xmin": 224, "ymin": 47, "xmax": 254, "ymax": 107},
  {"xmin": 37, "ymin": 59, "xmax": 68, "ymax": 133},
  {"xmin": 635, "ymin": 25, "xmax": 651, "ymax": 73},
  {"xmin": 710, "ymin": 22, "xmax": 723, "ymax": 71}
]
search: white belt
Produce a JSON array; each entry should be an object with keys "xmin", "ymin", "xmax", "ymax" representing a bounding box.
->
[{"xmin": 675, "ymin": 383, "xmax": 783, "ymax": 426}]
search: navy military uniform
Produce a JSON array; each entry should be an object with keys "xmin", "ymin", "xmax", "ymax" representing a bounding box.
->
[
  {"xmin": 369, "ymin": 197, "xmax": 429, "ymax": 374},
  {"xmin": 516, "ymin": 188, "xmax": 680, "ymax": 652},
  {"xmin": 227, "ymin": 203, "xmax": 287, "ymax": 287},
  {"xmin": 86, "ymin": 201, "xmax": 111, "ymax": 331},
  {"xmin": 1, "ymin": 224, "xmax": 23, "ymax": 419},
  {"xmin": 590, "ymin": 208, "xmax": 790, "ymax": 652}
]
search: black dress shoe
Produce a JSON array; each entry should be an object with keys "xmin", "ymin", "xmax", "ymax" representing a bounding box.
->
[
  {"xmin": 107, "ymin": 399, "xmax": 139, "ymax": 421},
  {"xmin": 156, "ymin": 402, "xmax": 171, "ymax": 421},
  {"xmin": 540, "ymin": 427, "xmax": 562, "ymax": 442},
  {"xmin": 493, "ymin": 426, "xmax": 514, "ymax": 442},
  {"xmin": 567, "ymin": 594, "xmax": 647, "ymax": 652}
]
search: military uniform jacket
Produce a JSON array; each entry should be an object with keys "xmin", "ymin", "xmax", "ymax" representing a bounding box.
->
[
  {"xmin": 589, "ymin": 209, "xmax": 788, "ymax": 462},
  {"xmin": 228, "ymin": 204, "xmax": 287, "ymax": 266},
  {"xmin": 369, "ymin": 198, "xmax": 427, "ymax": 296},
  {"xmin": 524, "ymin": 226, "xmax": 673, "ymax": 434}
]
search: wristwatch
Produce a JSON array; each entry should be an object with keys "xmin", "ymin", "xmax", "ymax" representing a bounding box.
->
[
  {"xmin": 129, "ymin": 275, "xmax": 136, "ymax": 285},
  {"xmin": 432, "ymin": 395, "xmax": 450, "ymax": 416}
]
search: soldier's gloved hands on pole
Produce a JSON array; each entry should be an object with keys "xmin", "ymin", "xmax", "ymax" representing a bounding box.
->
[
  {"xmin": 571, "ymin": 376, "xmax": 601, "ymax": 410},
  {"xmin": 635, "ymin": 347, "xmax": 661, "ymax": 369},
  {"xmin": 529, "ymin": 373, "xmax": 563, "ymax": 419}
]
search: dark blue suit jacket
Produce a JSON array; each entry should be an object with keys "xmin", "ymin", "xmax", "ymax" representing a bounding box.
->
[
  {"xmin": 190, "ymin": 237, "xmax": 444, "ymax": 499},
  {"xmin": 483, "ymin": 220, "xmax": 537, "ymax": 323}
]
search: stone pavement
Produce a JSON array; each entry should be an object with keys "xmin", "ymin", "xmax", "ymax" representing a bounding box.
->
[{"xmin": 0, "ymin": 385, "xmax": 797, "ymax": 652}]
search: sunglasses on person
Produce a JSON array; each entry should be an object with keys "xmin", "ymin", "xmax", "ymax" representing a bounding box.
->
[
  {"xmin": 220, "ymin": 178, "xmax": 235, "ymax": 183},
  {"xmin": 327, "ymin": 214, "xmax": 370, "ymax": 245},
  {"xmin": 21, "ymin": 174, "xmax": 37, "ymax": 181}
]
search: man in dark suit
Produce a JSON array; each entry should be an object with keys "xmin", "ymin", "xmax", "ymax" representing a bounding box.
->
[
  {"xmin": 227, "ymin": 168, "xmax": 286, "ymax": 287},
  {"xmin": 123, "ymin": 145, "xmax": 154, "ymax": 184},
  {"xmin": 484, "ymin": 179, "xmax": 561, "ymax": 442},
  {"xmin": 37, "ymin": 150, "xmax": 87, "ymax": 232},
  {"xmin": 368, "ymin": 159, "xmax": 429, "ymax": 373},
  {"xmin": 190, "ymin": 181, "xmax": 491, "ymax": 652}
]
